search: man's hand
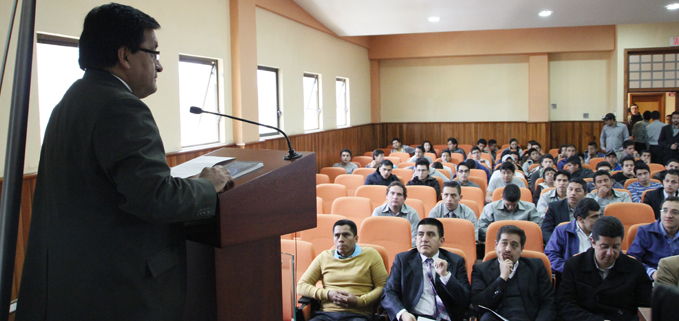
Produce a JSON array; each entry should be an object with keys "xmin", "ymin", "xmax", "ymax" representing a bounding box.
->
[
  {"xmin": 499, "ymin": 259, "xmax": 514, "ymax": 281},
  {"xmin": 652, "ymin": 271, "xmax": 657, "ymax": 280},
  {"xmin": 672, "ymin": 143, "xmax": 678, "ymax": 150},
  {"xmin": 400, "ymin": 312, "xmax": 417, "ymax": 321},
  {"xmin": 598, "ymin": 184, "xmax": 611, "ymax": 198},
  {"xmin": 327, "ymin": 290, "xmax": 341, "ymax": 306},
  {"xmin": 433, "ymin": 257, "xmax": 449, "ymax": 277},
  {"xmin": 333, "ymin": 291, "xmax": 358, "ymax": 308},
  {"xmin": 198, "ymin": 165, "xmax": 234, "ymax": 193}
]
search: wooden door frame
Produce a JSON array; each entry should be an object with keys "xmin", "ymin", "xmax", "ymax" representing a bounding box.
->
[
  {"xmin": 623, "ymin": 47, "xmax": 679, "ymax": 122},
  {"xmin": 629, "ymin": 92, "xmax": 666, "ymax": 118}
]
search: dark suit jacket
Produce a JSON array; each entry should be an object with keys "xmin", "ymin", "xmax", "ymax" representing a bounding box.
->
[
  {"xmin": 541, "ymin": 198, "xmax": 572, "ymax": 244},
  {"xmin": 642, "ymin": 187, "xmax": 666, "ymax": 219},
  {"xmin": 471, "ymin": 257, "xmax": 556, "ymax": 321},
  {"xmin": 557, "ymin": 248, "xmax": 652, "ymax": 321},
  {"xmin": 382, "ymin": 248, "xmax": 471, "ymax": 321},
  {"xmin": 658, "ymin": 124, "xmax": 679, "ymax": 161},
  {"xmin": 16, "ymin": 69, "xmax": 217, "ymax": 321}
]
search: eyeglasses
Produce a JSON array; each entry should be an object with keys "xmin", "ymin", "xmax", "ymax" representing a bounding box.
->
[
  {"xmin": 661, "ymin": 208, "xmax": 679, "ymax": 216},
  {"xmin": 138, "ymin": 48, "xmax": 160, "ymax": 62}
]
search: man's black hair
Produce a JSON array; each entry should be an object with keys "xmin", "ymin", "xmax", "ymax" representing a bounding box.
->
[{"xmin": 591, "ymin": 216, "xmax": 624, "ymax": 241}]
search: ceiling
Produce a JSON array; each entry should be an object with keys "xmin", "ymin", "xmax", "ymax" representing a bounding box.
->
[{"xmin": 293, "ymin": 0, "xmax": 679, "ymax": 37}]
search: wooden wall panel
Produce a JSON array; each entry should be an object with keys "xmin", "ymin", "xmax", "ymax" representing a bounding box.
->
[{"xmin": 550, "ymin": 121, "xmax": 605, "ymax": 153}]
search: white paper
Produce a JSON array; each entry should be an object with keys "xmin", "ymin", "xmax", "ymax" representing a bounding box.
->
[
  {"xmin": 417, "ymin": 316, "xmax": 436, "ymax": 321},
  {"xmin": 170, "ymin": 155, "xmax": 234, "ymax": 178},
  {"xmin": 479, "ymin": 305, "xmax": 509, "ymax": 321}
]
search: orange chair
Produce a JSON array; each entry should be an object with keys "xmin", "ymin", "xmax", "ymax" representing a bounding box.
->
[
  {"xmin": 439, "ymin": 218, "xmax": 477, "ymax": 278},
  {"xmin": 548, "ymin": 149, "xmax": 559, "ymax": 158},
  {"xmin": 627, "ymin": 223, "xmax": 651, "ymax": 249},
  {"xmin": 533, "ymin": 177, "xmax": 545, "ymax": 191},
  {"xmin": 470, "ymin": 169, "xmax": 487, "ymax": 182},
  {"xmin": 425, "ymin": 153, "xmax": 437, "ymax": 160},
  {"xmin": 392, "ymin": 168, "xmax": 414, "ymax": 182},
  {"xmin": 357, "ymin": 243, "xmax": 391, "ymax": 273},
  {"xmin": 334, "ymin": 174, "xmax": 364, "ymax": 196},
  {"xmin": 316, "ymin": 173, "xmax": 330, "ymax": 185},
  {"xmin": 300, "ymin": 214, "xmax": 347, "ymax": 253},
  {"xmin": 406, "ymin": 185, "xmax": 438, "ymax": 214},
  {"xmin": 518, "ymin": 176, "xmax": 529, "ymax": 189},
  {"xmin": 450, "ymin": 153, "xmax": 464, "ymax": 164},
  {"xmin": 541, "ymin": 187, "xmax": 555, "ymax": 195},
  {"xmin": 436, "ymin": 169, "xmax": 451, "ymax": 179},
  {"xmin": 482, "ymin": 250, "xmax": 552, "ymax": 283},
  {"xmin": 281, "ymin": 239, "xmax": 316, "ymax": 321},
  {"xmin": 480, "ymin": 153, "xmax": 493, "ymax": 164},
  {"xmin": 650, "ymin": 170, "xmax": 663, "ymax": 179},
  {"xmin": 485, "ymin": 220, "xmax": 543, "ymax": 253},
  {"xmin": 604, "ymin": 203, "xmax": 656, "ymax": 250},
  {"xmin": 441, "ymin": 163, "xmax": 457, "ymax": 174},
  {"xmin": 363, "ymin": 151, "xmax": 374, "ymax": 157},
  {"xmin": 648, "ymin": 163, "xmax": 665, "ymax": 172},
  {"xmin": 355, "ymin": 185, "xmax": 388, "ymax": 210},
  {"xmin": 331, "ymin": 197, "xmax": 373, "ymax": 230},
  {"xmin": 320, "ymin": 167, "xmax": 347, "ymax": 183},
  {"xmin": 397, "ymin": 176, "xmax": 407, "ymax": 185},
  {"xmin": 397, "ymin": 162, "xmax": 415, "ymax": 169},
  {"xmin": 623, "ymin": 178, "xmax": 662, "ymax": 189},
  {"xmin": 359, "ymin": 217, "xmax": 413, "ymax": 269},
  {"xmin": 468, "ymin": 176, "xmax": 488, "ymax": 195},
  {"xmin": 641, "ymin": 189, "xmax": 658, "ymax": 203},
  {"xmin": 459, "ymin": 199, "xmax": 481, "ymax": 219},
  {"xmin": 589, "ymin": 157, "xmax": 606, "ymax": 169},
  {"xmin": 390, "ymin": 152, "xmax": 411, "ymax": 164},
  {"xmin": 459, "ymin": 144, "xmax": 473, "ymax": 155},
  {"xmin": 528, "ymin": 163, "xmax": 540, "ymax": 172},
  {"xmin": 434, "ymin": 177, "xmax": 444, "ymax": 191},
  {"xmin": 317, "ymin": 184, "xmax": 347, "ymax": 213},
  {"xmin": 352, "ymin": 156, "xmax": 373, "ymax": 167},
  {"xmin": 441, "ymin": 247, "xmax": 471, "ymax": 282},
  {"xmin": 461, "ymin": 186, "xmax": 485, "ymax": 208},
  {"xmin": 384, "ymin": 156, "xmax": 401, "ymax": 166},
  {"xmin": 405, "ymin": 198, "xmax": 426, "ymax": 220},
  {"xmin": 317, "ymin": 197, "xmax": 324, "ymax": 214},
  {"xmin": 352, "ymin": 168, "xmax": 376, "ymax": 180},
  {"xmin": 433, "ymin": 145, "xmax": 448, "ymax": 153},
  {"xmin": 501, "ymin": 144, "xmax": 511, "ymax": 150},
  {"xmin": 582, "ymin": 164, "xmax": 593, "ymax": 170},
  {"xmin": 491, "ymin": 186, "xmax": 532, "ymax": 202}
]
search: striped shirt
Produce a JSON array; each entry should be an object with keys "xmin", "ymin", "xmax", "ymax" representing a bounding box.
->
[{"xmin": 627, "ymin": 181, "xmax": 662, "ymax": 203}]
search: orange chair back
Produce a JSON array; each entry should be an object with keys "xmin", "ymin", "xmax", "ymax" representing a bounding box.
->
[
  {"xmin": 331, "ymin": 197, "xmax": 373, "ymax": 229},
  {"xmin": 582, "ymin": 164, "xmax": 593, "ymax": 170},
  {"xmin": 518, "ymin": 176, "xmax": 529, "ymax": 188},
  {"xmin": 425, "ymin": 153, "xmax": 437, "ymax": 160},
  {"xmin": 352, "ymin": 156, "xmax": 373, "ymax": 167},
  {"xmin": 390, "ymin": 152, "xmax": 411, "ymax": 164},
  {"xmin": 436, "ymin": 169, "xmax": 451, "ymax": 179},
  {"xmin": 320, "ymin": 167, "xmax": 347, "ymax": 183},
  {"xmin": 483, "ymin": 250, "xmax": 552, "ymax": 283},
  {"xmin": 334, "ymin": 174, "xmax": 364, "ymax": 196},
  {"xmin": 641, "ymin": 189, "xmax": 657, "ymax": 203},
  {"xmin": 450, "ymin": 153, "xmax": 464, "ymax": 164},
  {"xmin": 480, "ymin": 153, "xmax": 493, "ymax": 163},
  {"xmin": 541, "ymin": 187, "xmax": 555, "ymax": 195},
  {"xmin": 528, "ymin": 163, "xmax": 540, "ymax": 172},
  {"xmin": 316, "ymin": 173, "xmax": 330, "ymax": 185},
  {"xmin": 533, "ymin": 177, "xmax": 545, "ymax": 190},
  {"xmin": 317, "ymin": 197, "xmax": 324, "ymax": 214},
  {"xmin": 501, "ymin": 144, "xmax": 511, "ymax": 150},
  {"xmin": 405, "ymin": 198, "xmax": 426, "ymax": 220},
  {"xmin": 434, "ymin": 177, "xmax": 444, "ymax": 191},
  {"xmin": 406, "ymin": 185, "xmax": 438, "ymax": 214},
  {"xmin": 352, "ymin": 168, "xmax": 376, "ymax": 180},
  {"xmin": 469, "ymin": 169, "xmax": 487, "ymax": 181},
  {"xmin": 604, "ymin": 203, "xmax": 656, "ymax": 250},
  {"xmin": 627, "ymin": 223, "xmax": 651, "ymax": 249},
  {"xmin": 460, "ymin": 186, "xmax": 485, "ymax": 209},
  {"xmin": 280, "ymin": 239, "xmax": 316, "ymax": 284},
  {"xmin": 441, "ymin": 247, "xmax": 471, "ymax": 282},
  {"xmin": 433, "ymin": 145, "xmax": 448, "ymax": 153},
  {"xmin": 589, "ymin": 157, "xmax": 606, "ymax": 169},
  {"xmin": 485, "ymin": 220, "xmax": 543, "ymax": 253},
  {"xmin": 281, "ymin": 239, "xmax": 315, "ymax": 321},
  {"xmin": 648, "ymin": 163, "xmax": 665, "ymax": 172},
  {"xmin": 392, "ymin": 168, "xmax": 414, "ymax": 182},
  {"xmin": 467, "ymin": 176, "xmax": 487, "ymax": 195},
  {"xmin": 384, "ymin": 156, "xmax": 401, "ymax": 166},
  {"xmin": 300, "ymin": 214, "xmax": 346, "ymax": 253},
  {"xmin": 317, "ymin": 184, "xmax": 347, "ymax": 213},
  {"xmin": 355, "ymin": 185, "xmax": 388, "ymax": 210},
  {"xmin": 492, "ymin": 187, "xmax": 532, "ymax": 202},
  {"xmin": 459, "ymin": 199, "xmax": 481, "ymax": 219},
  {"xmin": 397, "ymin": 162, "xmax": 415, "ymax": 169},
  {"xmin": 458, "ymin": 144, "xmax": 473, "ymax": 155},
  {"xmin": 439, "ymin": 219, "xmax": 476, "ymax": 277},
  {"xmin": 441, "ymin": 163, "xmax": 457, "ymax": 175},
  {"xmin": 363, "ymin": 151, "xmax": 374, "ymax": 157},
  {"xmin": 359, "ymin": 217, "xmax": 413, "ymax": 268},
  {"xmin": 357, "ymin": 243, "xmax": 391, "ymax": 273}
]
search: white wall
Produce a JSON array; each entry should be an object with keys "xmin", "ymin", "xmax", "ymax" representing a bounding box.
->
[
  {"xmin": 256, "ymin": 8, "xmax": 371, "ymax": 135},
  {"xmin": 379, "ymin": 55, "xmax": 530, "ymax": 122}
]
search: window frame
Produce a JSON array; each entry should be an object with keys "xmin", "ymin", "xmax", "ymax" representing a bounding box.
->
[
  {"xmin": 257, "ymin": 65, "xmax": 281, "ymax": 137},
  {"xmin": 335, "ymin": 77, "xmax": 349, "ymax": 127},
  {"xmin": 303, "ymin": 73, "xmax": 322, "ymax": 131},
  {"xmin": 178, "ymin": 55, "xmax": 223, "ymax": 148}
]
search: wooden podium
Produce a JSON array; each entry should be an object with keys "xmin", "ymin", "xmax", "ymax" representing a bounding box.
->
[{"xmin": 182, "ymin": 148, "xmax": 316, "ymax": 320}]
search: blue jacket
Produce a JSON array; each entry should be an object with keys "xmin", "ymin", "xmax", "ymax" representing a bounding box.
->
[
  {"xmin": 364, "ymin": 171, "xmax": 400, "ymax": 186},
  {"xmin": 627, "ymin": 219, "xmax": 679, "ymax": 277},
  {"xmin": 545, "ymin": 220, "xmax": 581, "ymax": 273}
]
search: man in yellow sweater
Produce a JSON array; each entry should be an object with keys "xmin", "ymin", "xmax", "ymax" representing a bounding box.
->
[{"xmin": 297, "ymin": 219, "xmax": 388, "ymax": 320}]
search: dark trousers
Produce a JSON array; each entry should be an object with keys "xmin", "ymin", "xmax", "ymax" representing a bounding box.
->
[
  {"xmin": 310, "ymin": 311, "xmax": 371, "ymax": 321},
  {"xmin": 650, "ymin": 145, "xmax": 663, "ymax": 164},
  {"xmin": 634, "ymin": 142, "xmax": 647, "ymax": 154}
]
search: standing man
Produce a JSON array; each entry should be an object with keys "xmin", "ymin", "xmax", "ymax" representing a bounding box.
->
[
  {"xmin": 600, "ymin": 113, "xmax": 630, "ymax": 160},
  {"xmin": 382, "ymin": 219, "xmax": 471, "ymax": 321},
  {"xmin": 429, "ymin": 181, "xmax": 479, "ymax": 240},
  {"xmin": 633, "ymin": 110, "xmax": 651, "ymax": 153},
  {"xmin": 647, "ymin": 111, "xmax": 665, "ymax": 163},
  {"xmin": 364, "ymin": 160, "xmax": 400, "ymax": 186},
  {"xmin": 372, "ymin": 182, "xmax": 421, "ymax": 247},
  {"xmin": 16, "ymin": 4, "xmax": 233, "ymax": 320},
  {"xmin": 658, "ymin": 111, "xmax": 679, "ymax": 164}
]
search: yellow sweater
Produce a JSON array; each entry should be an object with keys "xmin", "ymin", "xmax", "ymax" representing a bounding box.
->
[{"xmin": 296, "ymin": 247, "xmax": 388, "ymax": 315}]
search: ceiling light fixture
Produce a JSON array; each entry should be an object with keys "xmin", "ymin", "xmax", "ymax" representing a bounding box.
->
[
  {"xmin": 428, "ymin": 16, "xmax": 440, "ymax": 22},
  {"xmin": 667, "ymin": 3, "xmax": 679, "ymax": 10},
  {"xmin": 539, "ymin": 10, "xmax": 553, "ymax": 17}
]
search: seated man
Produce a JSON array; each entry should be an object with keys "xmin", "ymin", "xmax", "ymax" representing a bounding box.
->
[
  {"xmin": 544, "ymin": 198, "xmax": 601, "ymax": 273},
  {"xmin": 471, "ymin": 225, "xmax": 555, "ymax": 321},
  {"xmin": 643, "ymin": 169, "xmax": 679, "ymax": 219},
  {"xmin": 656, "ymin": 255, "xmax": 679, "ymax": 286},
  {"xmin": 429, "ymin": 162, "xmax": 451, "ymax": 183},
  {"xmin": 621, "ymin": 139, "xmax": 639, "ymax": 159},
  {"xmin": 640, "ymin": 150, "xmax": 652, "ymax": 165},
  {"xmin": 371, "ymin": 181, "xmax": 420, "ymax": 247},
  {"xmin": 628, "ymin": 196, "xmax": 679, "ymax": 280},
  {"xmin": 566, "ymin": 156, "xmax": 594, "ymax": 181},
  {"xmin": 447, "ymin": 137, "xmax": 467, "ymax": 159},
  {"xmin": 478, "ymin": 184, "xmax": 540, "ymax": 240},
  {"xmin": 366, "ymin": 149, "xmax": 385, "ymax": 168},
  {"xmin": 485, "ymin": 139, "xmax": 498, "ymax": 163},
  {"xmin": 364, "ymin": 160, "xmax": 400, "ymax": 186},
  {"xmin": 653, "ymin": 158, "xmax": 679, "ymax": 181},
  {"xmin": 486, "ymin": 162, "xmax": 526, "ymax": 204},
  {"xmin": 429, "ymin": 181, "xmax": 479, "ymax": 240},
  {"xmin": 529, "ymin": 154, "xmax": 554, "ymax": 192},
  {"xmin": 468, "ymin": 146, "xmax": 491, "ymax": 178},
  {"xmin": 436, "ymin": 150, "xmax": 454, "ymax": 178},
  {"xmin": 556, "ymin": 216, "xmax": 652, "ymax": 321},
  {"xmin": 407, "ymin": 146, "xmax": 433, "ymax": 164},
  {"xmin": 382, "ymin": 218, "xmax": 471, "ymax": 321},
  {"xmin": 628, "ymin": 162, "xmax": 662, "ymax": 203},
  {"xmin": 611, "ymin": 156, "xmax": 636, "ymax": 184},
  {"xmin": 541, "ymin": 179, "xmax": 588, "ymax": 244},
  {"xmin": 584, "ymin": 141, "xmax": 605, "ymax": 165},
  {"xmin": 585, "ymin": 170, "xmax": 632, "ymax": 212},
  {"xmin": 407, "ymin": 159, "xmax": 441, "ymax": 200},
  {"xmin": 536, "ymin": 170, "xmax": 570, "ymax": 219},
  {"xmin": 557, "ymin": 145, "xmax": 577, "ymax": 171},
  {"xmin": 333, "ymin": 149, "xmax": 358, "ymax": 174},
  {"xmin": 297, "ymin": 219, "xmax": 388, "ymax": 321},
  {"xmin": 477, "ymin": 138, "xmax": 488, "ymax": 153},
  {"xmin": 521, "ymin": 148, "xmax": 541, "ymax": 176},
  {"xmin": 586, "ymin": 162, "xmax": 624, "ymax": 192},
  {"xmin": 391, "ymin": 138, "xmax": 415, "ymax": 154},
  {"xmin": 604, "ymin": 151, "xmax": 622, "ymax": 171},
  {"xmin": 454, "ymin": 160, "xmax": 480, "ymax": 188}
]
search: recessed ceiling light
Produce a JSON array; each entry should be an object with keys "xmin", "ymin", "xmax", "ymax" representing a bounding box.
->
[
  {"xmin": 539, "ymin": 10, "xmax": 553, "ymax": 17},
  {"xmin": 428, "ymin": 16, "xmax": 440, "ymax": 22},
  {"xmin": 667, "ymin": 3, "xmax": 679, "ymax": 10}
]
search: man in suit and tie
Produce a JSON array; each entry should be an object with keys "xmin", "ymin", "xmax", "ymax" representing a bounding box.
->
[
  {"xmin": 541, "ymin": 179, "xmax": 588, "ymax": 243},
  {"xmin": 643, "ymin": 169, "xmax": 679, "ymax": 219},
  {"xmin": 471, "ymin": 225, "xmax": 555, "ymax": 321},
  {"xmin": 556, "ymin": 216, "xmax": 652, "ymax": 321},
  {"xmin": 382, "ymin": 218, "xmax": 471, "ymax": 321},
  {"xmin": 658, "ymin": 111, "xmax": 679, "ymax": 164}
]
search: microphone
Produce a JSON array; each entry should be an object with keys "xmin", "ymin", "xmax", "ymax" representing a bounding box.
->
[{"xmin": 189, "ymin": 107, "xmax": 303, "ymax": 160}]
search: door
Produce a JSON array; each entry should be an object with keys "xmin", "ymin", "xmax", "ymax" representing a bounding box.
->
[{"xmin": 630, "ymin": 93, "xmax": 665, "ymax": 120}]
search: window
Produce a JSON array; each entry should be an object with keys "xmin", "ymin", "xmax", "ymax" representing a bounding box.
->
[
  {"xmin": 36, "ymin": 34, "xmax": 83, "ymax": 143},
  {"xmin": 303, "ymin": 73, "xmax": 321, "ymax": 131},
  {"xmin": 336, "ymin": 78, "xmax": 349, "ymax": 127},
  {"xmin": 178, "ymin": 56, "xmax": 221, "ymax": 147},
  {"xmin": 257, "ymin": 66, "xmax": 280, "ymax": 136}
]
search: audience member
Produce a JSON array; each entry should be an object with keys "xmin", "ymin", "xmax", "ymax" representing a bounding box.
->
[
  {"xmin": 333, "ymin": 149, "xmax": 358, "ymax": 174},
  {"xmin": 381, "ymin": 219, "xmax": 471, "ymax": 321},
  {"xmin": 621, "ymin": 139, "xmax": 639, "ymax": 159},
  {"xmin": 471, "ymin": 225, "xmax": 555, "ymax": 321},
  {"xmin": 486, "ymin": 162, "xmax": 526, "ymax": 204},
  {"xmin": 408, "ymin": 146, "xmax": 433, "ymax": 164},
  {"xmin": 628, "ymin": 162, "xmax": 662, "ymax": 203},
  {"xmin": 556, "ymin": 216, "xmax": 652, "ymax": 321},
  {"xmin": 423, "ymin": 140, "xmax": 438, "ymax": 158},
  {"xmin": 429, "ymin": 181, "xmax": 479, "ymax": 240},
  {"xmin": 566, "ymin": 155, "xmax": 594, "ymax": 180},
  {"xmin": 611, "ymin": 156, "xmax": 636, "ymax": 184},
  {"xmin": 297, "ymin": 219, "xmax": 388, "ymax": 320},
  {"xmin": 391, "ymin": 138, "xmax": 415, "ymax": 154},
  {"xmin": 656, "ymin": 255, "xmax": 679, "ymax": 286},
  {"xmin": 407, "ymin": 159, "xmax": 441, "ymax": 200},
  {"xmin": 545, "ymin": 198, "xmax": 601, "ymax": 273},
  {"xmin": 557, "ymin": 145, "xmax": 576, "ymax": 170},
  {"xmin": 430, "ymin": 162, "xmax": 452, "ymax": 182},
  {"xmin": 542, "ymin": 179, "xmax": 588, "ymax": 244},
  {"xmin": 371, "ymin": 182, "xmax": 420, "ymax": 247},
  {"xmin": 533, "ymin": 167, "xmax": 557, "ymax": 204},
  {"xmin": 454, "ymin": 161, "xmax": 480, "ymax": 188},
  {"xmin": 659, "ymin": 111, "xmax": 679, "ymax": 164},
  {"xmin": 505, "ymin": 138, "xmax": 523, "ymax": 155},
  {"xmin": 647, "ymin": 111, "xmax": 665, "ymax": 163},
  {"xmin": 643, "ymin": 169, "xmax": 679, "ymax": 219},
  {"xmin": 521, "ymin": 148, "xmax": 541, "ymax": 176},
  {"xmin": 628, "ymin": 103, "xmax": 643, "ymax": 132},
  {"xmin": 366, "ymin": 149, "xmax": 384, "ymax": 168},
  {"xmin": 632, "ymin": 110, "xmax": 651, "ymax": 152},
  {"xmin": 529, "ymin": 154, "xmax": 554, "ymax": 191},
  {"xmin": 469, "ymin": 146, "xmax": 492, "ymax": 172},
  {"xmin": 600, "ymin": 113, "xmax": 630, "ymax": 159},
  {"xmin": 652, "ymin": 158, "xmax": 679, "ymax": 181},
  {"xmin": 585, "ymin": 170, "xmax": 632, "ymax": 211},
  {"xmin": 440, "ymin": 149, "xmax": 453, "ymax": 164},
  {"xmin": 486, "ymin": 139, "xmax": 498, "ymax": 163},
  {"xmin": 477, "ymin": 139, "xmax": 487, "ymax": 153},
  {"xmin": 604, "ymin": 151, "xmax": 622, "ymax": 171},
  {"xmin": 364, "ymin": 160, "xmax": 400, "ymax": 186},
  {"xmin": 584, "ymin": 141, "xmax": 605, "ymax": 164},
  {"xmin": 640, "ymin": 149, "xmax": 652, "ymax": 164},
  {"xmin": 478, "ymin": 184, "xmax": 540, "ymax": 240},
  {"xmin": 536, "ymin": 170, "xmax": 570, "ymax": 219},
  {"xmin": 628, "ymin": 196, "xmax": 679, "ymax": 280},
  {"xmin": 586, "ymin": 162, "xmax": 625, "ymax": 192},
  {"xmin": 447, "ymin": 138, "xmax": 467, "ymax": 159}
]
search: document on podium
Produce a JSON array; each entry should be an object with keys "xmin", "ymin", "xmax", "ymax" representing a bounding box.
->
[{"xmin": 170, "ymin": 155, "xmax": 263, "ymax": 179}]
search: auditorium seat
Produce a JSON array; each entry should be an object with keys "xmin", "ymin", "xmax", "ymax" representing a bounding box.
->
[
  {"xmin": 626, "ymin": 223, "xmax": 650, "ymax": 250},
  {"xmin": 483, "ymin": 250, "xmax": 552, "ymax": 283},
  {"xmin": 467, "ymin": 176, "xmax": 487, "ymax": 195},
  {"xmin": 359, "ymin": 217, "xmax": 413, "ymax": 270},
  {"xmin": 604, "ymin": 203, "xmax": 655, "ymax": 250},
  {"xmin": 648, "ymin": 163, "xmax": 664, "ymax": 172},
  {"xmin": 588, "ymin": 157, "xmax": 606, "ymax": 169},
  {"xmin": 390, "ymin": 152, "xmax": 411, "ymax": 164},
  {"xmin": 320, "ymin": 167, "xmax": 346, "ymax": 183},
  {"xmin": 397, "ymin": 162, "xmax": 415, "ymax": 169},
  {"xmin": 316, "ymin": 184, "xmax": 347, "ymax": 213},
  {"xmin": 436, "ymin": 169, "xmax": 451, "ymax": 179},
  {"xmin": 355, "ymin": 185, "xmax": 387, "ymax": 210},
  {"xmin": 352, "ymin": 168, "xmax": 376, "ymax": 180},
  {"xmin": 300, "ymin": 214, "xmax": 346, "ymax": 253},
  {"xmin": 433, "ymin": 176, "xmax": 444, "ymax": 191},
  {"xmin": 384, "ymin": 156, "xmax": 401, "ymax": 166},
  {"xmin": 317, "ymin": 197, "xmax": 324, "ymax": 214},
  {"xmin": 331, "ymin": 197, "xmax": 373, "ymax": 230},
  {"xmin": 450, "ymin": 153, "xmax": 464, "ymax": 165},
  {"xmin": 491, "ymin": 186, "xmax": 532, "ymax": 202},
  {"xmin": 405, "ymin": 185, "xmax": 437, "ymax": 214},
  {"xmin": 541, "ymin": 187, "xmax": 555, "ymax": 195},
  {"xmin": 458, "ymin": 144, "xmax": 472, "ymax": 155},
  {"xmin": 334, "ymin": 174, "xmax": 364, "ymax": 196},
  {"xmin": 485, "ymin": 220, "xmax": 543, "ymax": 253},
  {"xmin": 352, "ymin": 156, "xmax": 373, "ymax": 167},
  {"xmin": 392, "ymin": 168, "xmax": 414, "ymax": 181},
  {"xmin": 439, "ymin": 218, "xmax": 476, "ymax": 279},
  {"xmin": 316, "ymin": 173, "xmax": 330, "ymax": 185},
  {"xmin": 425, "ymin": 152, "xmax": 437, "ymax": 160},
  {"xmin": 441, "ymin": 247, "xmax": 471, "ymax": 282},
  {"xmin": 404, "ymin": 198, "xmax": 426, "ymax": 220},
  {"xmin": 469, "ymin": 169, "xmax": 487, "ymax": 181},
  {"xmin": 459, "ymin": 199, "xmax": 481, "ymax": 219},
  {"xmin": 357, "ymin": 243, "xmax": 390, "ymax": 273},
  {"xmin": 460, "ymin": 186, "xmax": 485, "ymax": 207}
]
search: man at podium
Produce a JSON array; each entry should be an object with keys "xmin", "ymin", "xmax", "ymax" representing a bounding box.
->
[{"xmin": 15, "ymin": 4, "xmax": 232, "ymax": 321}]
